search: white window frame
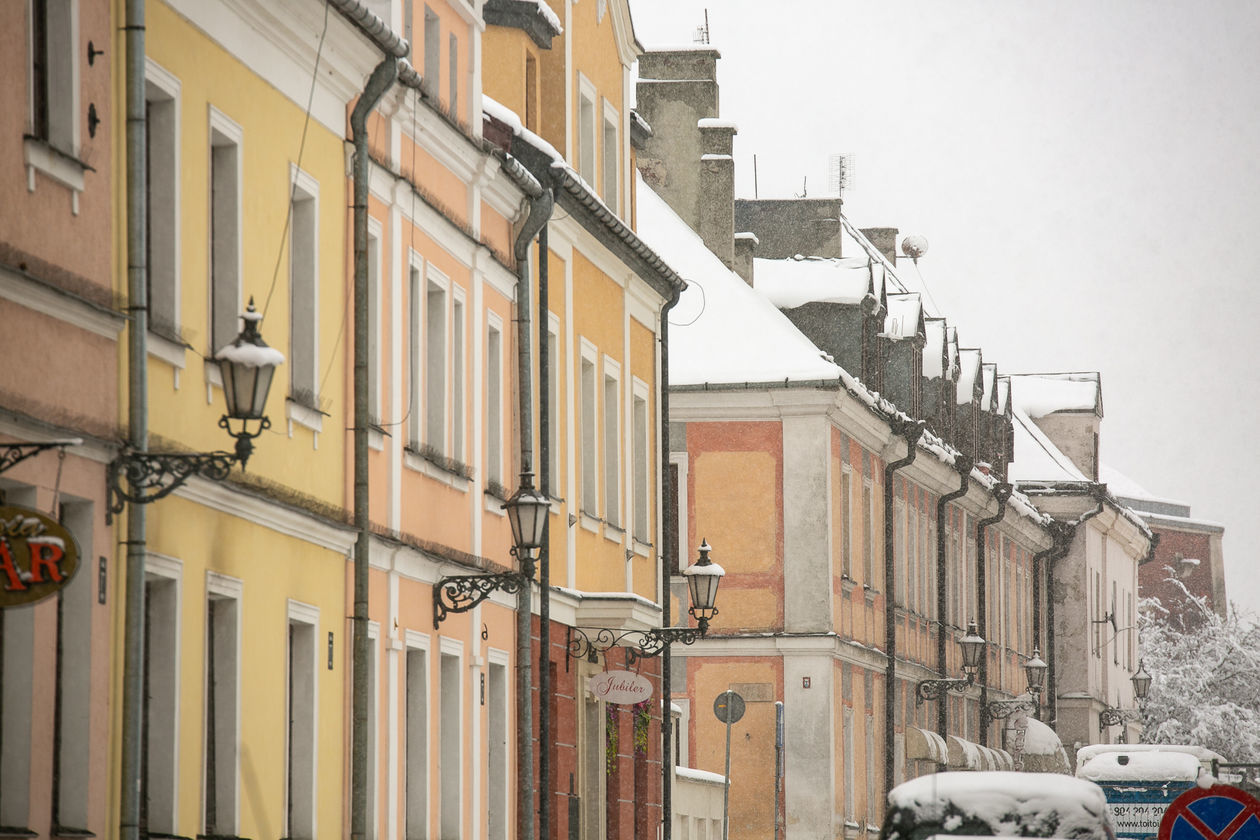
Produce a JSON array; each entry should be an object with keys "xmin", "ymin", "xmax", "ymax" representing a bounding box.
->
[
  {"xmin": 204, "ymin": 571, "xmax": 243, "ymax": 837},
  {"xmin": 288, "ymin": 164, "xmax": 320, "ymax": 413},
  {"xmin": 207, "ymin": 106, "xmax": 243, "ymax": 358},
  {"xmin": 145, "ymin": 59, "xmax": 182, "ymax": 350},
  {"xmin": 840, "ymin": 466, "xmax": 853, "ymax": 579},
  {"xmin": 24, "ymin": 0, "xmax": 84, "ymax": 206},
  {"xmin": 451, "ymin": 288, "xmax": 466, "ymax": 464},
  {"xmin": 601, "ymin": 99, "xmax": 619, "ymax": 211},
  {"xmin": 577, "ymin": 75, "xmax": 598, "ymax": 186},
  {"xmin": 546, "ymin": 314, "xmax": 560, "ymax": 498},
  {"xmin": 438, "ymin": 639, "xmax": 464, "ymax": 840},
  {"xmin": 631, "ymin": 378, "xmax": 650, "ymax": 546},
  {"xmin": 286, "ymin": 600, "xmax": 320, "ymax": 840},
  {"xmin": 404, "ymin": 631, "xmax": 430, "ymax": 840},
  {"xmin": 407, "ymin": 252, "xmax": 425, "ymax": 449},
  {"xmin": 423, "ymin": 5, "xmax": 441, "ymax": 98},
  {"xmin": 487, "ymin": 649, "xmax": 511, "ymax": 840},
  {"xmin": 144, "ymin": 554, "xmax": 183, "ymax": 835},
  {"xmin": 579, "ymin": 338, "xmax": 599, "ymax": 523},
  {"xmin": 367, "ymin": 218, "xmax": 384, "ymax": 424},
  {"xmin": 424, "ymin": 265, "xmax": 450, "ymax": 457},
  {"xmin": 602, "ymin": 356, "xmax": 621, "ymax": 531},
  {"xmin": 485, "ymin": 312, "xmax": 504, "ymax": 490},
  {"xmin": 367, "ymin": 621, "xmax": 380, "ymax": 840}
]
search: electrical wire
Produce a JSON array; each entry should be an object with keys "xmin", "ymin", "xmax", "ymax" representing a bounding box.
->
[{"xmin": 667, "ymin": 278, "xmax": 706, "ymax": 327}]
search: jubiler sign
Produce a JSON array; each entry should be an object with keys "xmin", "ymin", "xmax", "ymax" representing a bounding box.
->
[{"xmin": 0, "ymin": 505, "xmax": 80, "ymax": 608}]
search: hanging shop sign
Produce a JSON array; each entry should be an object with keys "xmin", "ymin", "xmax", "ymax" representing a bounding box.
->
[
  {"xmin": 590, "ymin": 670, "xmax": 653, "ymax": 705},
  {"xmin": 0, "ymin": 504, "xmax": 80, "ymax": 608}
]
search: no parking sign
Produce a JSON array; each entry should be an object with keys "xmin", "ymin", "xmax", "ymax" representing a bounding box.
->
[{"xmin": 1159, "ymin": 785, "xmax": 1260, "ymax": 840}]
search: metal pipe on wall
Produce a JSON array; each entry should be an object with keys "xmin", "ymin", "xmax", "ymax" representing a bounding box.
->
[
  {"xmin": 974, "ymin": 482, "xmax": 1011, "ymax": 748},
  {"xmin": 934, "ymin": 455, "xmax": 973, "ymax": 753},
  {"xmin": 659, "ymin": 282, "xmax": 681, "ymax": 840}
]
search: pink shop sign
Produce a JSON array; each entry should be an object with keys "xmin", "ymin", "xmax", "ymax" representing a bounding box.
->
[{"xmin": 590, "ymin": 670, "xmax": 653, "ymax": 705}]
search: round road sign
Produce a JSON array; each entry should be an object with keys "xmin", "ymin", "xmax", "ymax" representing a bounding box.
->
[
  {"xmin": 1159, "ymin": 785, "xmax": 1260, "ymax": 840},
  {"xmin": 713, "ymin": 690, "xmax": 745, "ymax": 724}
]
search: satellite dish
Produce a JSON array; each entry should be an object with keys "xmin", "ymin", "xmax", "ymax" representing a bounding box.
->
[{"xmin": 900, "ymin": 234, "xmax": 929, "ymax": 263}]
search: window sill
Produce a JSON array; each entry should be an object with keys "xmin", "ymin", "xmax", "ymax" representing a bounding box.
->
[
  {"xmin": 23, "ymin": 136, "xmax": 91, "ymax": 209},
  {"xmin": 148, "ymin": 329, "xmax": 188, "ymax": 370},
  {"xmin": 51, "ymin": 829, "xmax": 95, "ymax": 840},
  {"xmin": 632, "ymin": 538, "xmax": 652, "ymax": 557},
  {"xmin": 368, "ymin": 424, "xmax": 385, "ymax": 451},
  {"xmin": 841, "ymin": 577, "xmax": 857, "ymax": 594},
  {"xmin": 863, "ymin": 586, "xmax": 879, "ymax": 605},
  {"xmin": 286, "ymin": 397, "xmax": 326, "ymax": 433},
  {"xmin": 579, "ymin": 510, "xmax": 601, "ymax": 533},
  {"xmin": 0, "ymin": 828, "xmax": 38, "ymax": 839},
  {"xmin": 403, "ymin": 446, "xmax": 470, "ymax": 491},
  {"xmin": 484, "ymin": 492, "xmax": 506, "ymax": 516},
  {"xmin": 603, "ymin": 522, "xmax": 624, "ymax": 544}
]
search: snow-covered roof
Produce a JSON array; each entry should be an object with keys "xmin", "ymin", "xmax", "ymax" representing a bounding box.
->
[
  {"xmin": 754, "ymin": 254, "xmax": 881, "ymax": 309},
  {"xmin": 883, "ymin": 293, "xmax": 923, "ymax": 341},
  {"xmin": 1008, "ymin": 406, "xmax": 1089, "ymax": 483},
  {"xmin": 1009, "ymin": 372, "xmax": 1102, "ymax": 419},
  {"xmin": 996, "ymin": 377, "xmax": 1011, "ymax": 415},
  {"xmin": 1098, "ymin": 464, "xmax": 1189, "ymax": 511},
  {"xmin": 1077, "ymin": 749, "xmax": 1202, "ymax": 782},
  {"xmin": 885, "ymin": 772, "xmax": 1114, "ymax": 840},
  {"xmin": 634, "ymin": 174, "xmax": 842, "ymax": 387},
  {"xmin": 1075, "ymin": 743, "xmax": 1224, "ymax": 766},
  {"xmin": 981, "ymin": 363, "xmax": 996, "ymax": 409},
  {"xmin": 946, "ymin": 327, "xmax": 960, "ymax": 380},
  {"xmin": 956, "ymin": 350, "xmax": 982, "ymax": 405},
  {"xmin": 924, "ymin": 318, "xmax": 947, "ymax": 379}
]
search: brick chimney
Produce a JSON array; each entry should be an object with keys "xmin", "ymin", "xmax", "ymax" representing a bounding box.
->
[
  {"xmin": 635, "ymin": 48, "xmax": 737, "ymax": 268},
  {"xmin": 733, "ymin": 232, "xmax": 758, "ymax": 286},
  {"xmin": 860, "ymin": 227, "xmax": 898, "ymax": 266}
]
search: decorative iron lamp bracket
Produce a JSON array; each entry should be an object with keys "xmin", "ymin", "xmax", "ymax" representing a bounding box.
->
[
  {"xmin": 915, "ymin": 673, "xmax": 975, "ymax": 706},
  {"xmin": 567, "ymin": 624, "xmax": 705, "ymax": 663},
  {"xmin": 983, "ymin": 697, "xmax": 1039, "ymax": 722},
  {"xmin": 1098, "ymin": 706, "xmax": 1142, "ymax": 731},
  {"xmin": 432, "ymin": 567, "xmax": 531, "ymax": 629},
  {"xmin": 0, "ymin": 439, "xmax": 82, "ymax": 476}
]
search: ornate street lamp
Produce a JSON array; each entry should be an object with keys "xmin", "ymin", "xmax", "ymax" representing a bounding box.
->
[
  {"xmin": 917, "ymin": 620, "xmax": 984, "ymax": 705},
  {"xmin": 568, "ymin": 539, "xmax": 726, "ymax": 662},
  {"xmin": 1100, "ymin": 659, "xmax": 1153, "ymax": 733},
  {"xmin": 107, "ymin": 300, "xmax": 283, "ymax": 519},
  {"xmin": 984, "ymin": 649, "xmax": 1050, "ymax": 722},
  {"xmin": 432, "ymin": 471, "xmax": 552, "ymax": 627}
]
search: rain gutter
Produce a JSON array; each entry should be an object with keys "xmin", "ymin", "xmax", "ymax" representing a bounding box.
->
[
  {"xmin": 974, "ymin": 481, "xmax": 1012, "ymax": 748},
  {"xmin": 934, "ymin": 454, "xmax": 973, "ymax": 755}
]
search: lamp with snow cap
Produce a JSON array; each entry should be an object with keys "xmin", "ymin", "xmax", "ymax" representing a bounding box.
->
[
  {"xmin": 1099, "ymin": 659, "xmax": 1153, "ymax": 735},
  {"xmin": 982, "ymin": 649, "xmax": 1050, "ymax": 722},
  {"xmin": 106, "ymin": 301, "xmax": 284, "ymax": 520}
]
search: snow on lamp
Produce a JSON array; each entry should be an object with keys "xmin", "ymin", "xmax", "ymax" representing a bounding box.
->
[
  {"xmin": 684, "ymin": 539, "xmax": 724, "ymax": 634},
  {"xmin": 959, "ymin": 620, "xmax": 986, "ymax": 677},
  {"xmin": 214, "ymin": 297, "xmax": 284, "ymax": 466},
  {"xmin": 1024, "ymin": 648, "xmax": 1048, "ymax": 695},
  {"xmin": 1131, "ymin": 659, "xmax": 1152, "ymax": 700}
]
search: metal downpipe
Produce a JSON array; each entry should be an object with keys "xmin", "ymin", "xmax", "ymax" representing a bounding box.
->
[
  {"xmin": 351, "ymin": 56, "xmax": 398, "ymax": 840},
  {"xmin": 537, "ymin": 221, "xmax": 552, "ymax": 840},
  {"xmin": 934, "ymin": 456, "xmax": 972, "ymax": 753},
  {"xmin": 1045, "ymin": 487, "xmax": 1105, "ymax": 728},
  {"xmin": 659, "ymin": 281, "xmax": 682, "ymax": 840},
  {"xmin": 121, "ymin": 1, "xmax": 148, "ymax": 838},
  {"xmin": 883, "ymin": 419, "xmax": 924, "ymax": 797},
  {"xmin": 974, "ymin": 482, "xmax": 1012, "ymax": 748},
  {"xmin": 513, "ymin": 175, "xmax": 551, "ymax": 840}
]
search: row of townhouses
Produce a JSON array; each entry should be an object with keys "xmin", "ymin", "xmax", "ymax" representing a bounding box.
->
[{"xmin": 0, "ymin": 3, "xmax": 1224, "ymax": 840}]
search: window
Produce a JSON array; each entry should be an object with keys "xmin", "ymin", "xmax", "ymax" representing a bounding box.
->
[
  {"xmin": 580, "ymin": 345, "xmax": 597, "ymax": 516},
  {"xmin": 426, "ymin": 272, "xmax": 448, "ymax": 453},
  {"xmin": 423, "ymin": 6, "xmax": 440, "ymax": 98},
  {"xmin": 367, "ymin": 225, "xmax": 382, "ymax": 423},
  {"xmin": 862, "ymin": 481, "xmax": 874, "ymax": 586},
  {"xmin": 368, "ymin": 626, "xmax": 379, "ymax": 840},
  {"xmin": 893, "ymin": 497, "xmax": 905, "ymax": 604},
  {"xmin": 144, "ymin": 558, "xmax": 182, "ymax": 836},
  {"xmin": 546, "ymin": 320, "xmax": 559, "ymax": 495},
  {"xmin": 408, "ymin": 261, "xmax": 423, "ymax": 447},
  {"xmin": 840, "ymin": 469, "xmax": 852, "ymax": 578},
  {"xmin": 525, "ymin": 55, "xmax": 538, "ymax": 133},
  {"xmin": 864, "ymin": 715, "xmax": 877, "ymax": 825},
  {"xmin": 487, "ymin": 658, "xmax": 509, "ymax": 840},
  {"xmin": 0, "ymin": 599, "xmax": 34, "ymax": 830},
  {"xmin": 842, "ymin": 708, "xmax": 855, "ymax": 822},
  {"xmin": 29, "ymin": 0, "xmax": 77, "ymax": 153},
  {"xmin": 204, "ymin": 573, "xmax": 241, "ymax": 836},
  {"xmin": 289, "ymin": 168, "xmax": 319, "ymax": 407},
  {"xmin": 603, "ymin": 360, "xmax": 620, "ymax": 528},
  {"xmin": 54, "ymin": 502, "xmax": 93, "ymax": 833},
  {"xmin": 448, "ymin": 33, "xmax": 459, "ymax": 116},
  {"xmin": 209, "ymin": 110, "xmax": 242, "ymax": 355},
  {"xmin": 287, "ymin": 602, "xmax": 319, "ymax": 840},
  {"xmin": 146, "ymin": 62, "xmax": 180, "ymax": 341},
  {"xmin": 578, "ymin": 78, "xmax": 597, "ymax": 185},
  {"xmin": 602, "ymin": 103, "xmax": 619, "ymax": 210},
  {"xmin": 439, "ymin": 648, "xmax": 462, "ymax": 840},
  {"xmin": 486, "ymin": 318, "xmax": 503, "ymax": 488},
  {"xmin": 632, "ymin": 386, "xmax": 649, "ymax": 543},
  {"xmin": 405, "ymin": 642, "xmax": 428, "ymax": 840},
  {"xmin": 452, "ymin": 293, "xmax": 465, "ymax": 462}
]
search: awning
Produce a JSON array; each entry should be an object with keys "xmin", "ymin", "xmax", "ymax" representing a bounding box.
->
[
  {"xmin": 905, "ymin": 726, "xmax": 949, "ymax": 764},
  {"xmin": 946, "ymin": 734, "xmax": 1014, "ymax": 770},
  {"xmin": 1014, "ymin": 717, "xmax": 1071, "ymax": 774}
]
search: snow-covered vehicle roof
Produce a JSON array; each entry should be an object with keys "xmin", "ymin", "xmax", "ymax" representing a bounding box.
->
[
  {"xmin": 1076, "ymin": 750, "xmax": 1202, "ymax": 783},
  {"xmin": 881, "ymin": 771, "xmax": 1116, "ymax": 840}
]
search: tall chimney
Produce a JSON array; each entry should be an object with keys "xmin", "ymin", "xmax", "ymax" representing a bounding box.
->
[{"xmin": 860, "ymin": 227, "xmax": 898, "ymax": 265}]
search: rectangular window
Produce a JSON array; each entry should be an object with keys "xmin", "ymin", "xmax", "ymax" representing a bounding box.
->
[
  {"xmin": 632, "ymin": 389, "xmax": 649, "ymax": 542},
  {"xmin": 601, "ymin": 104, "xmax": 619, "ymax": 210},
  {"xmin": 580, "ymin": 349, "xmax": 597, "ymax": 516},
  {"xmin": 452, "ymin": 294, "xmax": 465, "ymax": 462},
  {"xmin": 843, "ymin": 708, "xmax": 855, "ymax": 821},
  {"xmin": 603, "ymin": 362, "xmax": 620, "ymax": 528},
  {"xmin": 287, "ymin": 603, "xmax": 318, "ymax": 840},
  {"xmin": 840, "ymin": 470, "xmax": 852, "ymax": 578},
  {"xmin": 146, "ymin": 64, "xmax": 180, "ymax": 340},
  {"xmin": 894, "ymin": 498, "xmax": 905, "ymax": 605},
  {"xmin": 524, "ymin": 55, "xmax": 538, "ymax": 133},
  {"xmin": 547, "ymin": 323, "xmax": 559, "ymax": 495},
  {"xmin": 486, "ymin": 320, "xmax": 503, "ymax": 488},
  {"xmin": 578, "ymin": 80, "xmax": 597, "ymax": 185},
  {"xmin": 487, "ymin": 660, "xmax": 509, "ymax": 840},
  {"xmin": 439, "ymin": 651, "xmax": 461, "ymax": 840},
  {"xmin": 289, "ymin": 170, "xmax": 319, "ymax": 406},
  {"xmin": 30, "ymin": 0, "xmax": 77, "ymax": 152},
  {"xmin": 423, "ymin": 6, "xmax": 441, "ymax": 98},
  {"xmin": 865, "ymin": 715, "xmax": 877, "ymax": 826},
  {"xmin": 204, "ymin": 576, "xmax": 241, "ymax": 836},
  {"xmin": 426, "ymin": 273, "xmax": 448, "ymax": 453},
  {"xmin": 408, "ymin": 263, "xmax": 423, "ymax": 447},
  {"xmin": 0, "ymin": 605, "xmax": 34, "ymax": 830},
  {"xmin": 143, "ymin": 566, "xmax": 181, "ymax": 835},
  {"xmin": 1112, "ymin": 581, "xmax": 1119, "ymax": 665},
  {"xmin": 406, "ymin": 645, "xmax": 428, "ymax": 840},
  {"xmin": 862, "ymin": 482, "xmax": 874, "ymax": 586},
  {"xmin": 368, "ymin": 629, "xmax": 379, "ymax": 840},
  {"xmin": 367, "ymin": 228, "xmax": 382, "ymax": 423},
  {"xmin": 210, "ymin": 115, "xmax": 241, "ymax": 355},
  {"xmin": 54, "ymin": 502, "xmax": 92, "ymax": 832},
  {"xmin": 448, "ymin": 33, "xmax": 459, "ymax": 116}
]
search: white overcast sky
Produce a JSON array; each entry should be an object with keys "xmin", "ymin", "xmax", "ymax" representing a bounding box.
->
[{"xmin": 628, "ymin": 0, "xmax": 1260, "ymax": 615}]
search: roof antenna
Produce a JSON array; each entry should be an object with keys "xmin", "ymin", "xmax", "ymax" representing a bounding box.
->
[
  {"xmin": 693, "ymin": 9, "xmax": 710, "ymax": 44},
  {"xmin": 828, "ymin": 153, "xmax": 854, "ymax": 198},
  {"xmin": 753, "ymin": 153, "xmax": 759, "ymax": 199},
  {"xmin": 795, "ymin": 176, "xmax": 807, "ymax": 199}
]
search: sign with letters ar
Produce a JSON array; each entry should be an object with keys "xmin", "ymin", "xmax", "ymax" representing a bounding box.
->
[
  {"xmin": 1159, "ymin": 785, "xmax": 1260, "ymax": 840},
  {"xmin": 0, "ymin": 504, "xmax": 80, "ymax": 608}
]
